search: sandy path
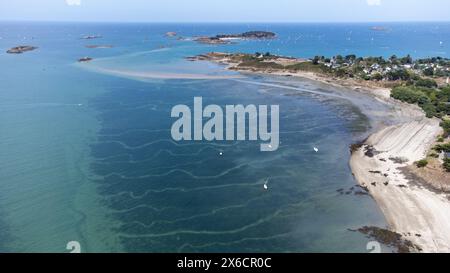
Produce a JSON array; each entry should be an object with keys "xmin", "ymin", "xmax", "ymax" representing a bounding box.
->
[{"xmin": 81, "ymin": 66, "xmax": 244, "ymax": 80}]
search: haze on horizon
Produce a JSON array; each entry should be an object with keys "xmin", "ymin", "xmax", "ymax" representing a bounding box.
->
[{"xmin": 0, "ymin": 0, "xmax": 449, "ymax": 23}]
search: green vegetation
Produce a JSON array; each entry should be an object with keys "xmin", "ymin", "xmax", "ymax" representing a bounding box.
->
[
  {"xmin": 285, "ymin": 62, "xmax": 332, "ymax": 74},
  {"xmin": 390, "ymin": 82, "xmax": 450, "ymax": 172},
  {"xmin": 391, "ymin": 85, "xmax": 450, "ymax": 118},
  {"xmin": 414, "ymin": 78, "xmax": 438, "ymax": 88},
  {"xmin": 434, "ymin": 143, "xmax": 450, "ymax": 153},
  {"xmin": 433, "ymin": 143, "xmax": 450, "ymax": 173},
  {"xmin": 415, "ymin": 159, "xmax": 429, "ymax": 168},
  {"xmin": 444, "ymin": 158, "xmax": 450, "ymax": 172},
  {"xmin": 429, "ymin": 152, "xmax": 439, "ymax": 158},
  {"xmin": 441, "ymin": 119, "xmax": 450, "ymax": 137},
  {"xmin": 237, "ymin": 59, "xmax": 283, "ymax": 69},
  {"xmin": 234, "ymin": 52, "xmax": 284, "ymax": 70}
]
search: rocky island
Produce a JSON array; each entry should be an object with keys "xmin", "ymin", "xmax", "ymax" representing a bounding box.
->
[
  {"xmin": 165, "ymin": 32, "xmax": 177, "ymax": 37},
  {"xmin": 85, "ymin": 45, "xmax": 113, "ymax": 49},
  {"xmin": 78, "ymin": 57, "xmax": 93, "ymax": 62},
  {"xmin": 6, "ymin": 46, "xmax": 38, "ymax": 54},
  {"xmin": 81, "ymin": 35, "xmax": 102, "ymax": 40}
]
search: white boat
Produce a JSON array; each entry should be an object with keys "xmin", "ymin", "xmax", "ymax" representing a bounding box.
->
[{"xmin": 263, "ymin": 178, "xmax": 269, "ymax": 190}]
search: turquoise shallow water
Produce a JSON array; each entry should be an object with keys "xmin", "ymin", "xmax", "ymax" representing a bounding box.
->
[{"xmin": 0, "ymin": 22, "xmax": 449, "ymax": 252}]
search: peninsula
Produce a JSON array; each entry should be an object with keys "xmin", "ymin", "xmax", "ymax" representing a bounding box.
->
[{"xmin": 191, "ymin": 51, "xmax": 450, "ymax": 252}]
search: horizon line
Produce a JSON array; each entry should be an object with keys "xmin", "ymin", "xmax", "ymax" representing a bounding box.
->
[{"xmin": 1, "ymin": 19, "xmax": 450, "ymax": 24}]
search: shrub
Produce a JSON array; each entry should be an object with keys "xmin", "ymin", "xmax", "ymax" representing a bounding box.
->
[
  {"xmin": 391, "ymin": 86, "xmax": 428, "ymax": 104},
  {"xmin": 421, "ymin": 103, "xmax": 438, "ymax": 118},
  {"xmin": 415, "ymin": 159, "xmax": 429, "ymax": 168},
  {"xmin": 371, "ymin": 73, "xmax": 383, "ymax": 81},
  {"xmin": 334, "ymin": 68, "xmax": 347, "ymax": 77},
  {"xmin": 434, "ymin": 143, "xmax": 450, "ymax": 153},
  {"xmin": 386, "ymin": 69, "xmax": 411, "ymax": 81},
  {"xmin": 444, "ymin": 158, "xmax": 450, "ymax": 172},
  {"xmin": 441, "ymin": 120, "xmax": 450, "ymax": 137},
  {"xmin": 415, "ymin": 78, "xmax": 438, "ymax": 88}
]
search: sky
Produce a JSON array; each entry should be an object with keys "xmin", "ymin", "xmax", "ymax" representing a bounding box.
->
[{"xmin": 0, "ymin": 0, "xmax": 449, "ymax": 23}]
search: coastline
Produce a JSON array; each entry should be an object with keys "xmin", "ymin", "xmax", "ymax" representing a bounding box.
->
[{"xmin": 198, "ymin": 53, "xmax": 450, "ymax": 252}]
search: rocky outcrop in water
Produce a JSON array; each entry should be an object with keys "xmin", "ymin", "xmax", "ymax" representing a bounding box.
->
[
  {"xmin": 78, "ymin": 57, "xmax": 93, "ymax": 62},
  {"xmin": 85, "ymin": 45, "xmax": 113, "ymax": 49},
  {"xmin": 6, "ymin": 46, "xmax": 38, "ymax": 54},
  {"xmin": 81, "ymin": 35, "xmax": 102, "ymax": 40},
  {"xmin": 165, "ymin": 32, "xmax": 177, "ymax": 37}
]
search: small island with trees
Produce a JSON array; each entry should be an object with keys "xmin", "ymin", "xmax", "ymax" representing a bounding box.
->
[{"xmin": 194, "ymin": 31, "xmax": 276, "ymax": 44}]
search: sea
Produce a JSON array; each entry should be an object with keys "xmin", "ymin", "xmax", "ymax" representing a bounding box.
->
[{"xmin": 0, "ymin": 22, "xmax": 449, "ymax": 253}]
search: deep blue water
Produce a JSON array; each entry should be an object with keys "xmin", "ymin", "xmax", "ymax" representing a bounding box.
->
[{"xmin": 0, "ymin": 22, "xmax": 449, "ymax": 252}]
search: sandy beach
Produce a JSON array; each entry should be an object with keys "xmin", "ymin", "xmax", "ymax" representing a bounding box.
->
[{"xmin": 349, "ymin": 118, "xmax": 450, "ymax": 252}]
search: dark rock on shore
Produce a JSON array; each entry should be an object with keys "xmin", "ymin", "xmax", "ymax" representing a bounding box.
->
[
  {"xmin": 6, "ymin": 46, "xmax": 38, "ymax": 54},
  {"xmin": 337, "ymin": 185, "xmax": 369, "ymax": 196},
  {"xmin": 350, "ymin": 143, "xmax": 363, "ymax": 154},
  {"xmin": 364, "ymin": 145, "xmax": 377, "ymax": 157},
  {"xmin": 349, "ymin": 137, "xmax": 368, "ymax": 154},
  {"xmin": 355, "ymin": 226, "xmax": 422, "ymax": 253}
]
